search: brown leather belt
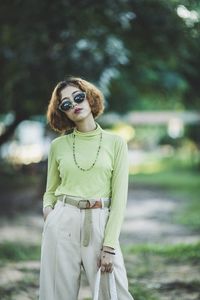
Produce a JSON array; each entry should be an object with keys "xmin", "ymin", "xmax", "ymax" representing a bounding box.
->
[{"xmin": 57, "ymin": 194, "xmax": 111, "ymax": 247}]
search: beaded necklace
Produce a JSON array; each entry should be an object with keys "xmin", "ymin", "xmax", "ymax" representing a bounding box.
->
[{"xmin": 72, "ymin": 126, "xmax": 103, "ymax": 171}]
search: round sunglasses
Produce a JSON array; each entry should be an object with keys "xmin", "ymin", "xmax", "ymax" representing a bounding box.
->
[{"xmin": 58, "ymin": 91, "xmax": 86, "ymax": 112}]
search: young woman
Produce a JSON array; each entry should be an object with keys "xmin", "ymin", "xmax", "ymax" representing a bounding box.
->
[{"xmin": 39, "ymin": 77, "xmax": 134, "ymax": 300}]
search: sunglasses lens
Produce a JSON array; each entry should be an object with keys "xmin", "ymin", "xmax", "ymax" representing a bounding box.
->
[
  {"xmin": 60, "ymin": 100, "xmax": 72, "ymax": 111},
  {"xmin": 59, "ymin": 92, "xmax": 85, "ymax": 111},
  {"xmin": 74, "ymin": 92, "xmax": 85, "ymax": 103}
]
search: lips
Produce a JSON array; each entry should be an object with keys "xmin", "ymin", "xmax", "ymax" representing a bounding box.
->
[{"xmin": 74, "ymin": 108, "xmax": 82, "ymax": 114}]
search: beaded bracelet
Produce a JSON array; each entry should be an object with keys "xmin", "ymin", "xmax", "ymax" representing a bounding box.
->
[{"xmin": 103, "ymin": 250, "xmax": 116, "ymax": 255}]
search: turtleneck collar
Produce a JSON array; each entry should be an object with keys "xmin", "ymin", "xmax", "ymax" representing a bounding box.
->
[{"xmin": 73, "ymin": 121, "xmax": 103, "ymax": 137}]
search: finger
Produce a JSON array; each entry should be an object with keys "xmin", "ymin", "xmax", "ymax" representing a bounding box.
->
[
  {"xmin": 103, "ymin": 263, "xmax": 110, "ymax": 272},
  {"xmin": 101, "ymin": 265, "xmax": 106, "ymax": 273},
  {"xmin": 106, "ymin": 263, "xmax": 113, "ymax": 273},
  {"xmin": 105, "ymin": 266, "xmax": 112, "ymax": 273},
  {"xmin": 109, "ymin": 267, "xmax": 113, "ymax": 273},
  {"xmin": 106, "ymin": 266, "xmax": 111, "ymax": 273}
]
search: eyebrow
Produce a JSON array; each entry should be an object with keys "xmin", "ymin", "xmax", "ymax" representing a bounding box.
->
[{"xmin": 61, "ymin": 90, "xmax": 80, "ymax": 101}]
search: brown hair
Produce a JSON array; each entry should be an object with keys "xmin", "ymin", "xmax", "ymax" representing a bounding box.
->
[{"xmin": 46, "ymin": 76, "xmax": 105, "ymax": 133}]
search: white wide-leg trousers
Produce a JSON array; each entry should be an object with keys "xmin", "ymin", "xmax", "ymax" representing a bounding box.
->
[{"xmin": 38, "ymin": 199, "xmax": 134, "ymax": 300}]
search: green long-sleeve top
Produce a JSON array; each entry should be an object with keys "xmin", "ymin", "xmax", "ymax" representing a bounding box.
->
[{"xmin": 43, "ymin": 121, "xmax": 129, "ymax": 249}]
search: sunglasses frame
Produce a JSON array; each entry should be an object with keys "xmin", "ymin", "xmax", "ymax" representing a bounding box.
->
[{"xmin": 58, "ymin": 91, "xmax": 86, "ymax": 112}]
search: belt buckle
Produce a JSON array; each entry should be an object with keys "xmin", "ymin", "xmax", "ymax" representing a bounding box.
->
[{"xmin": 78, "ymin": 199, "xmax": 90, "ymax": 209}]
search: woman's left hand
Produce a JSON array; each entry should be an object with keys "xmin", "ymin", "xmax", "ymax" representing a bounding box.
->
[{"xmin": 97, "ymin": 246, "xmax": 115, "ymax": 273}]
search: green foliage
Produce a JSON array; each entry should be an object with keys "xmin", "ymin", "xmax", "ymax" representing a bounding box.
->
[
  {"xmin": 130, "ymin": 169, "xmax": 200, "ymax": 189},
  {"xmin": 0, "ymin": 0, "xmax": 200, "ymax": 121},
  {"xmin": 129, "ymin": 283, "xmax": 158, "ymax": 300},
  {"xmin": 0, "ymin": 242, "xmax": 40, "ymax": 262},
  {"xmin": 174, "ymin": 189, "xmax": 200, "ymax": 230}
]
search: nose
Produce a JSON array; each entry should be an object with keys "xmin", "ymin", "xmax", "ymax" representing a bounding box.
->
[
  {"xmin": 72, "ymin": 102, "xmax": 78, "ymax": 108},
  {"xmin": 71, "ymin": 102, "xmax": 80, "ymax": 111},
  {"xmin": 69, "ymin": 100, "xmax": 78, "ymax": 108}
]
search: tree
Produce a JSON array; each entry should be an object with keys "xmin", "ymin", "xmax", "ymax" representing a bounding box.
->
[{"xmin": 0, "ymin": 0, "xmax": 199, "ymax": 145}]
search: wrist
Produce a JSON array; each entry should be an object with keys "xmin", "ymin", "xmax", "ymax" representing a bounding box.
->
[
  {"xmin": 102, "ymin": 245, "xmax": 115, "ymax": 251},
  {"xmin": 102, "ymin": 246, "xmax": 115, "ymax": 254},
  {"xmin": 102, "ymin": 249, "xmax": 116, "ymax": 255}
]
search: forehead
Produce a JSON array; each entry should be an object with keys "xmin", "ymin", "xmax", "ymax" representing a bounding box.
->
[{"xmin": 60, "ymin": 85, "xmax": 81, "ymax": 99}]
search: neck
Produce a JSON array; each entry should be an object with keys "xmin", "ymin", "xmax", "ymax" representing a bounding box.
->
[{"xmin": 74, "ymin": 119, "xmax": 97, "ymax": 133}]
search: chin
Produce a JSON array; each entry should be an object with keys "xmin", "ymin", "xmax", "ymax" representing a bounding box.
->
[
  {"xmin": 71, "ymin": 115, "xmax": 85, "ymax": 123},
  {"xmin": 76, "ymin": 111, "xmax": 91, "ymax": 121}
]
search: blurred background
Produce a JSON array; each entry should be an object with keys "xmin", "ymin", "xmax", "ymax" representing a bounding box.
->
[{"xmin": 0, "ymin": 1, "xmax": 200, "ymax": 299}]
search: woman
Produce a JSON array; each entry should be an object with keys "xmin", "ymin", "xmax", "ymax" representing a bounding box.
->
[{"xmin": 39, "ymin": 77, "xmax": 134, "ymax": 300}]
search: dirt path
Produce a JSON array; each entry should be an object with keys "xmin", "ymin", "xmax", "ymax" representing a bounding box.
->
[
  {"xmin": 123, "ymin": 187, "xmax": 200, "ymax": 300},
  {"xmin": 0, "ymin": 187, "xmax": 199, "ymax": 299},
  {"xmin": 122, "ymin": 187, "xmax": 200, "ymax": 245}
]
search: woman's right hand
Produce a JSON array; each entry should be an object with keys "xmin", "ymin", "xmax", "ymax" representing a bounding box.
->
[{"xmin": 43, "ymin": 206, "xmax": 53, "ymax": 222}]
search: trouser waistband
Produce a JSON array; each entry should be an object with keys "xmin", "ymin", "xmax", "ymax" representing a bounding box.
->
[{"xmin": 57, "ymin": 194, "xmax": 111, "ymax": 247}]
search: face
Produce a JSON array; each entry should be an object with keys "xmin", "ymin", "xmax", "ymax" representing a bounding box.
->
[{"xmin": 59, "ymin": 85, "xmax": 92, "ymax": 123}]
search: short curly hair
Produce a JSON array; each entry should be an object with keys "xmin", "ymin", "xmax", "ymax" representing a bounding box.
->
[{"xmin": 46, "ymin": 76, "xmax": 105, "ymax": 133}]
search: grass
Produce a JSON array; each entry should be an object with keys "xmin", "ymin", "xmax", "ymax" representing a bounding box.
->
[
  {"xmin": 0, "ymin": 274, "xmax": 39, "ymax": 300},
  {"xmin": 174, "ymin": 189, "xmax": 200, "ymax": 230},
  {"xmin": 129, "ymin": 283, "xmax": 158, "ymax": 300},
  {"xmin": 0, "ymin": 241, "xmax": 40, "ymax": 262},
  {"xmin": 123, "ymin": 242, "xmax": 200, "ymax": 262}
]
